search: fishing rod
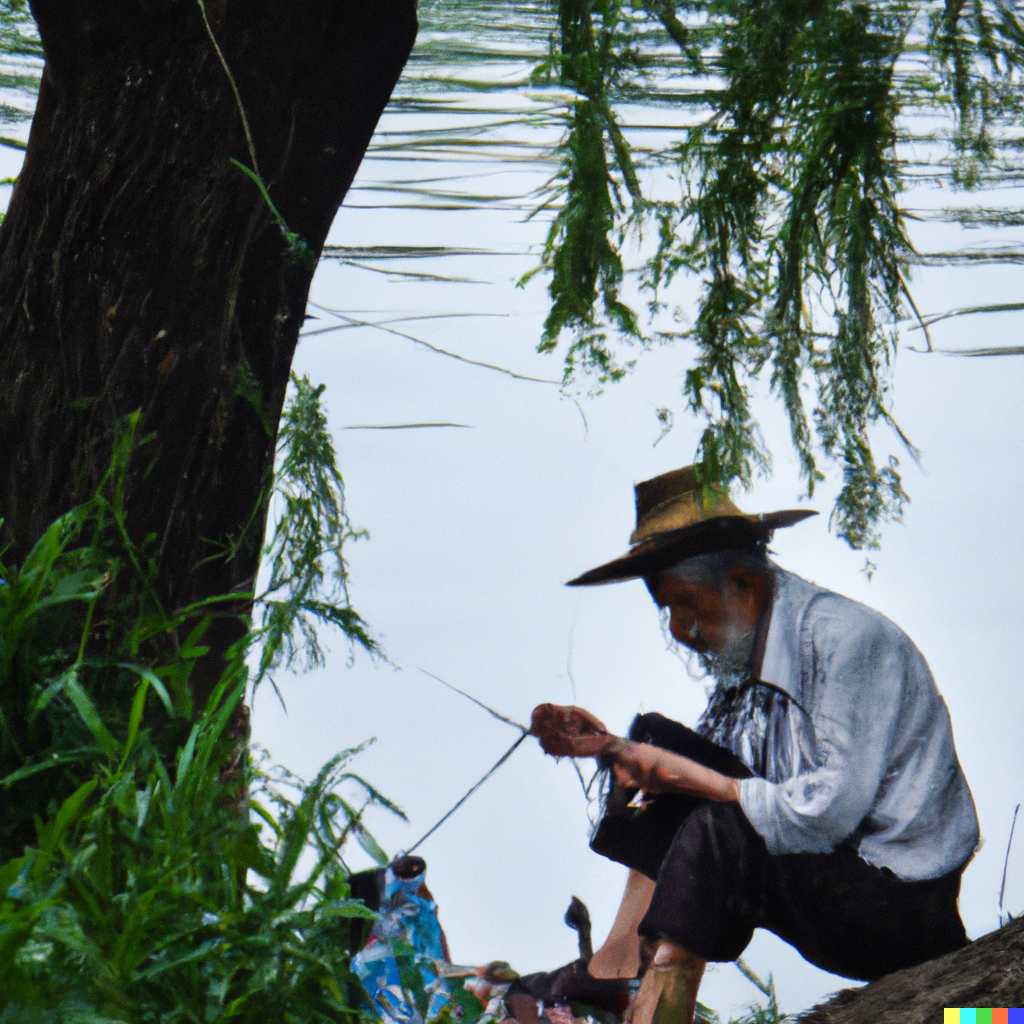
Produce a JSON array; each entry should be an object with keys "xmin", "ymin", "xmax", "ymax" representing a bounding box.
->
[{"xmin": 401, "ymin": 669, "xmax": 600, "ymax": 854}]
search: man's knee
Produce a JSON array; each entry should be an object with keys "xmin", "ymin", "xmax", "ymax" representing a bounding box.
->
[{"xmin": 638, "ymin": 801, "xmax": 762, "ymax": 962}]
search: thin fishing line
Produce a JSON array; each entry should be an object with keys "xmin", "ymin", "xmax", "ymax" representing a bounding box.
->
[
  {"xmin": 405, "ymin": 732, "xmax": 528, "ymax": 854},
  {"xmin": 418, "ymin": 668, "xmax": 529, "ymax": 733},
  {"xmin": 411, "ymin": 669, "xmax": 596, "ymax": 845},
  {"xmin": 308, "ymin": 311, "xmax": 560, "ymax": 385},
  {"xmin": 344, "ymin": 422, "xmax": 472, "ymax": 431},
  {"xmin": 570, "ymin": 757, "xmax": 590, "ymax": 800},
  {"xmin": 566, "ymin": 600, "xmax": 581, "ymax": 706}
]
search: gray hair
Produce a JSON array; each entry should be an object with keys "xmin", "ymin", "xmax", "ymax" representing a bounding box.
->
[{"xmin": 660, "ymin": 547, "xmax": 774, "ymax": 592}]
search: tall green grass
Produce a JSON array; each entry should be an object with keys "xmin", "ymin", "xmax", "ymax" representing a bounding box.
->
[
  {"xmin": 0, "ymin": 688, "xmax": 391, "ymax": 1022},
  {"xmin": 0, "ymin": 383, "xmax": 394, "ymax": 1022}
]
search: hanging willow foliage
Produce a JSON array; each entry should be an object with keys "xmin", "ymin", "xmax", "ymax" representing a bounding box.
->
[{"xmin": 535, "ymin": 0, "xmax": 1024, "ymax": 548}]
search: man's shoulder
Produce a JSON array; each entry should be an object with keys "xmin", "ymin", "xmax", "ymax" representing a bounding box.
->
[
  {"xmin": 760, "ymin": 569, "xmax": 929, "ymax": 697},
  {"xmin": 774, "ymin": 568, "xmax": 915, "ymax": 653}
]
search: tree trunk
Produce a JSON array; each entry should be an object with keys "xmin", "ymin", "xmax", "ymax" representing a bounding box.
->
[
  {"xmin": 0, "ymin": 0, "xmax": 416, "ymax": 697},
  {"xmin": 796, "ymin": 917, "xmax": 1024, "ymax": 1023}
]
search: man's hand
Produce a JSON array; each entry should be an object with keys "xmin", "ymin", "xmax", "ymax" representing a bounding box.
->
[
  {"xmin": 530, "ymin": 705, "xmax": 740, "ymax": 804},
  {"xmin": 530, "ymin": 704, "xmax": 613, "ymax": 758}
]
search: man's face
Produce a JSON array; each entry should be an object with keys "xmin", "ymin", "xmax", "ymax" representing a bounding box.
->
[{"xmin": 649, "ymin": 568, "xmax": 766, "ymax": 657}]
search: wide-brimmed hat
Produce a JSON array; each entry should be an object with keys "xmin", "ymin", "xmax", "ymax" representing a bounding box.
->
[{"xmin": 566, "ymin": 465, "xmax": 817, "ymax": 587}]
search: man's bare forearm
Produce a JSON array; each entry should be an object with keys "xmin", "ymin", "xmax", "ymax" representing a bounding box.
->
[{"xmin": 605, "ymin": 737, "xmax": 740, "ymax": 803}]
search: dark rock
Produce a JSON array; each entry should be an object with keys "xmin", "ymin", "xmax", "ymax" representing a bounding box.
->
[{"xmin": 795, "ymin": 917, "xmax": 1024, "ymax": 1023}]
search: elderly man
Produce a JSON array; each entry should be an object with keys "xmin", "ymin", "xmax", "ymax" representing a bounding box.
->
[{"xmin": 524, "ymin": 466, "xmax": 978, "ymax": 1024}]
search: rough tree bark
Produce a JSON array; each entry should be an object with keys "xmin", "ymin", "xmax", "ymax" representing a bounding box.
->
[
  {"xmin": 796, "ymin": 917, "xmax": 1024, "ymax": 1023},
  {"xmin": 0, "ymin": 0, "xmax": 416, "ymax": 697}
]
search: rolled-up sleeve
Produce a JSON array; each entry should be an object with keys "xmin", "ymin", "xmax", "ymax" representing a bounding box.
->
[{"xmin": 738, "ymin": 600, "xmax": 906, "ymax": 855}]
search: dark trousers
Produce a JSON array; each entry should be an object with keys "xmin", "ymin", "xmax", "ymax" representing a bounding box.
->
[{"xmin": 590, "ymin": 713, "xmax": 969, "ymax": 981}]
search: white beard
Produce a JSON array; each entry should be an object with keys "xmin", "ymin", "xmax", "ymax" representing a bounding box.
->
[{"xmin": 697, "ymin": 624, "xmax": 756, "ymax": 690}]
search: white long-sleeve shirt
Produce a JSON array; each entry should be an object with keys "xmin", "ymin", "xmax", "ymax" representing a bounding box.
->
[{"xmin": 711, "ymin": 570, "xmax": 978, "ymax": 882}]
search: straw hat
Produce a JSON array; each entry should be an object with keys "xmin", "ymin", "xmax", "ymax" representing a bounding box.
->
[{"xmin": 566, "ymin": 465, "xmax": 817, "ymax": 587}]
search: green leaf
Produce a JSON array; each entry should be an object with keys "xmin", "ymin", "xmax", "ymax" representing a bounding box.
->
[
  {"xmin": 37, "ymin": 777, "xmax": 98, "ymax": 857},
  {"xmin": 355, "ymin": 826, "xmax": 389, "ymax": 867},
  {"xmin": 118, "ymin": 669, "xmax": 173, "ymax": 768},
  {"xmin": 63, "ymin": 673, "xmax": 120, "ymax": 758},
  {"xmin": 1, "ymin": 747, "xmax": 105, "ymax": 788},
  {"xmin": 175, "ymin": 722, "xmax": 200, "ymax": 782}
]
